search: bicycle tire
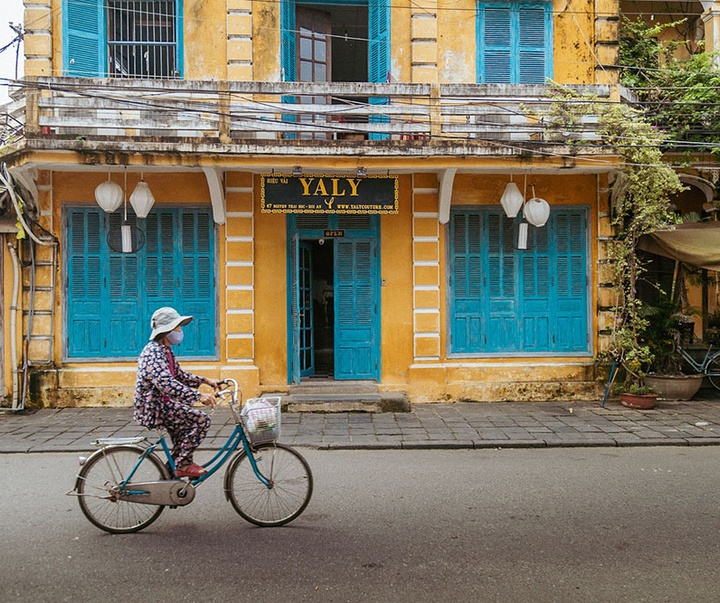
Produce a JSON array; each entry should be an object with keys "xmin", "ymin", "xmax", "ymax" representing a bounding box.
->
[
  {"xmin": 706, "ymin": 352, "xmax": 720, "ymax": 390},
  {"xmin": 224, "ymin": 443, "xmax": 313, "ymax": 527},
  {"xmin": 76, "ymin": 445, "xmax": 168, "ymax": 534}
]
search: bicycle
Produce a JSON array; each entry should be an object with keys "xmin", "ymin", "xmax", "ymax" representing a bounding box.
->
[
  {"xmin": 68, "ymin": 378, "xmax": 313, "ymax": 534},
  {"xmin": 675, "ymin": 339, "xmax": 720, "ymax": 390}
]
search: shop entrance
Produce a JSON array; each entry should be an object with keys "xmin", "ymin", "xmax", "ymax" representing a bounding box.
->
[{"xmin": 288, "ymin": 214, "xmax": 380, "ymax": 383}]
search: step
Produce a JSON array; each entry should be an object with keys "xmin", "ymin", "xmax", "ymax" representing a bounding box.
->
[
  {"xmin": 263, "ymin": 382, "xmax": 411, "ymax": 413},
  {"xmin": 289, "ymin": 380, "xmax": 380, "ymax": 395}
]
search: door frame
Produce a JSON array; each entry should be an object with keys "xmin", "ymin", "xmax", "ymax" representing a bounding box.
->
[{"xmin": 286, "ymin": 215, "xmax": 380, "ymax": 383}]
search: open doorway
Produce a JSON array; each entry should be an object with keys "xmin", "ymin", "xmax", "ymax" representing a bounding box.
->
[{"xmin": 310, "ymin": 239, "xmax": 334, "ymax": 377}]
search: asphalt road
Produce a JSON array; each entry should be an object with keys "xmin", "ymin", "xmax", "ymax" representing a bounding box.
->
[{"xmin": 2, "ymin": 447, "xmax": 720, "ymax": 602}]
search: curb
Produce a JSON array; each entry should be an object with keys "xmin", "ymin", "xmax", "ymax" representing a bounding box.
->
[{"xmin": 5, "ymin": 436, "xmax": 720, "ymax": 454}]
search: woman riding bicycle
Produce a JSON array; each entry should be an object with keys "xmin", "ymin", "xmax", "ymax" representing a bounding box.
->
[{"xmin": 134, "ymin": 307, "xmax": 220, "ymax": 478}]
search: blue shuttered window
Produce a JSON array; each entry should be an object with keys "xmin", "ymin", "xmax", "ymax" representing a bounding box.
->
[
  {"xmin": 66, "ymin": 207, "xmax": 216, "ymax": 359},
  {"xmin": 450, "ymin": 208, "xmax": 589, "ymax": 355},
  {"xmin": 62, "ymin": 0, "xmax": 183, "ymax": 78},
  {"xmin": 477, "ymin": 1, "xmax": 552, "ymax": 84}
]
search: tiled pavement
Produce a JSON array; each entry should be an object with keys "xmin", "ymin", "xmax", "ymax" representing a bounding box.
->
[{"xmin": 2, "ymin": 391, "xmax": 720, "ymax": 452}]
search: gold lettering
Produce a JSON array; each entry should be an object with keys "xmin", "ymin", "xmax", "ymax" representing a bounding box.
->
[
  {"xmin": 331, "ymin": 179, "xmax": 346, "ymax": 196},
  {"xmin": 347, "ymin": 179, "xmax": 361, "ymax": 196},
  {"xmin": 299, "ymin": 178, "xmax": 314, "ymax": 196},
  {"xmin": 313, "ymin": 179, "xmax": 328, "ymax": 196}
]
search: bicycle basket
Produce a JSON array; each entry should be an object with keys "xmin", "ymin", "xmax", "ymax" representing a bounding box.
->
[{"xmin": 240, "ymin": 396, "xmax": 281, "ymax": 444}]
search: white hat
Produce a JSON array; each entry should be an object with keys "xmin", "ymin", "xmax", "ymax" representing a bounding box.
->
[{"xmin": 149, "ymin": 307, "xmax": 193, "ymax": 340}]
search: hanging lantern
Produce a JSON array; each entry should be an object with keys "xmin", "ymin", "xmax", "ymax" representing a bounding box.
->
[
  {"xmin": 523, "ymin": 196, "xmax": 551, "ymax": 227},
  {"xmin": 94, "ymin": 177, "xmax": 123, "ymax": 213},
  {"xmin": 500, "ymin": 181, "xmax": 524, "ymax": 218},
  {"xmin": 129, "ymin": 178, "xmax": 155, "ymax": 218}
]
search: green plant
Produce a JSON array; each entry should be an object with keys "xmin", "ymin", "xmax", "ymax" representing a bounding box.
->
[
  {"xmin": 642, "ymin": 294, "xmax": 695, "ymax": 375},
  {"xmin": 613, "ymin": 382, "xmax": 657, "ymax": 396},
  {"xmin": 620, "ymin": 16, "xmax": 720, "ymax": 151},
  {"xmin": 541, "ymin": 84, "xmax": 684, "ymax": 390}
]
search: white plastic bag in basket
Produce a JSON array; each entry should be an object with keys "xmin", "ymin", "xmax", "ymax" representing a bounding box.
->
[{"xmin": 242, "ymin": 398, "xmax": 277, "ymax": 433}]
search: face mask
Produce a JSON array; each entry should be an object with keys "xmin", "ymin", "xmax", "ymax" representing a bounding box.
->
[{"xmin": 165, "ymin": 330, "xmax": 184, "ymax": 345}]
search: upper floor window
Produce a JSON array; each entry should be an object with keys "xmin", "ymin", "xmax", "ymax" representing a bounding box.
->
[
  {"xmin": 476, "ymin": 1, "xmax": 552, "ymax": 84},
  {"xmin": 63, "ymin": 0, "xmax": 183, "ymax": 78}
]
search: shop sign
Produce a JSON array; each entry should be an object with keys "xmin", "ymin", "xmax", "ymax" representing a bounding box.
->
[{"xmin": 261, "ymin": 174, "xmax": 398, "ymax": 214}]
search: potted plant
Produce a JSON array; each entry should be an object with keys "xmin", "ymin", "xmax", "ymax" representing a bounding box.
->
[{"xmin": 643, "ymin": 296, "xmax": 703, "ymax": 400}]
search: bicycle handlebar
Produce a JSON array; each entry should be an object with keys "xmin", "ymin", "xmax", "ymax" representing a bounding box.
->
[{"xmin": 209, "ymin": 378, "xmax": 242, "ymax": 416}]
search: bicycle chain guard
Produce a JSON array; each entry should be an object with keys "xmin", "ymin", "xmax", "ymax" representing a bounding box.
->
[{"xmin": 121, "ymin": 480, "xmax": 196, "ymax": 506}]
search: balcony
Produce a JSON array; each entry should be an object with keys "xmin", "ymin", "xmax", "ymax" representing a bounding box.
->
[{"xmin": 1, "ymin": 78, "xmax": 615, "ymax": 164}]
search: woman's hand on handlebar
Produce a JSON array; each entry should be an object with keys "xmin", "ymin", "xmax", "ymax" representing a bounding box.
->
[
  {"xmin": 204, "ymin": 378, "xmax": 222, "ymax": 391},
  {"xmin": 198, "ymin": 393, "xmax": 216, "ymax": 407}
]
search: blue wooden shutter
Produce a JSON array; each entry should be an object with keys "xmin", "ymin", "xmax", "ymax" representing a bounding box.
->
[
  {"xmin": 368, "ymin": 0, "xmax": 390, "ymax": 140},
  {"xmin": 63, "ymin": 0, "xmax": 105, "ymax": 76},
  {"xmin": 67, "ymin": 208, "xmax": 103, "ymax": 356},
  {"xmin": 335, "ymin": 239, "xmax": 378, "ymax": 380},
  {"xmin": 369, "ymin": 0, "xmax": 390, "ymax": 83},
  {"xmin": 281, "ymin": 0, "xmax": 297, "ymax": 82},
  {"xmin": 451, "ymin": 212, "xmax": 483, "ymax": 352},
  {"xmin": 553, "ymin": 210, "xmax": 587, "ymax": 351},
  {"xmin": 518, "ymin": 4, "xmax": 551, "ymax": 84},
  {"xmin": 107, "ymin": 213, "xmax": 142, "ymax": 353},
  {"xmin": 480, "ymin": 6, "xmax": 512, "ymax": 83},
  {"xmin": 486, "ymin": 211, "xmax": 517, "ymax": 351},
  {"xmin": 521, "ymin": 222, "xmax": 550, "ymax": 350},
  {"xmin": 178, "ymin": 210, "xmax": 215, "ymax": 355}
]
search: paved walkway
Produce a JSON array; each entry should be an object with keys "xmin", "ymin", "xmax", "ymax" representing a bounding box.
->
[{"xmin": 2, "ymin": 389, "xmax": 720, "ymax": 452}]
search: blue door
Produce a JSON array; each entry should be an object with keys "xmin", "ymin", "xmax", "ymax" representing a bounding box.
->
[
  {"xmin": 450, "ymin": 207, "xmax": 589, "ymax": 355},
  {"xmin": 334, "ymin": 238, "xmax": 379, "ymax": 380},
  {"xmin": 66, "ymin": 206, "xmax": 216, "ymax": 359},
  {"xmin": 287, "ymin": 215, "xmax": 380, "ymax": 381}
]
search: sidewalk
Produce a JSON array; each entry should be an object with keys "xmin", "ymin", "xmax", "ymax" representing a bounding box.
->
[{"xmin": 2, "ymin": 389, "xmax": 720, "ymax": 453}]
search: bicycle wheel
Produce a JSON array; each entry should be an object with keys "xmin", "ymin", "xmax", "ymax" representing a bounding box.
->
[
  {"xmin": 224, "ymin": 443, "xmax": 313, "ymax": 527},
  {"xmin": 706, "ymin": 352, "xmax": 720, "ymax": 390},
  {"xmin": 76, "ymin": 445, "xmax": 168, "ymax": 534}
]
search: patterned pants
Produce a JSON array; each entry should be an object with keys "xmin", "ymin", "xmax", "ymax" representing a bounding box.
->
[{"xmin": 161, "ymin": 399, "xmax": 211, "ymax": 467}]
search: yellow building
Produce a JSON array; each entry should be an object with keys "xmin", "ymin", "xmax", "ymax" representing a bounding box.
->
[{"xmin": 1, "ymin": 0, "xmax": 718, "ymax": 409}]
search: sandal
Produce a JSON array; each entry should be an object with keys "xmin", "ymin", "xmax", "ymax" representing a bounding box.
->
[{"xmin": 175, "ymin": 462, "xmax": 207, "ymax": 478}]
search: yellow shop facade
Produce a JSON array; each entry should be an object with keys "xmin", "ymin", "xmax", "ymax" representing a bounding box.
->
[{"xmin": 2, "ymin": 0, "xmax": 718, "ymax": 408}]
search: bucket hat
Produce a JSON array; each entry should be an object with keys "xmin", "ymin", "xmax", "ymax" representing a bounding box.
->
[{"xmin": 149, "ymin": 307, "xmax": 193, "ymax": 340}]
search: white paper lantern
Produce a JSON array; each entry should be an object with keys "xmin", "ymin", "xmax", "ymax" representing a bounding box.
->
[
  {"xmin": 500, "ymin": 182, "xmax": 524, "ymax": 218},
  {"xmin": 129, "ymin": 179, "xmax": 155, "ymax": 218},
  {"xmin": 523, "ymin": 197, "xmax": 551, "ymax": 227},
  {"xmin": 94, "ymin": 180, "xmax": 123, "ymax": 213}
]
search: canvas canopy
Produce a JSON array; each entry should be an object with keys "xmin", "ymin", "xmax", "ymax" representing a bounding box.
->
[{"xmin": 637, "ymin": 221, "xmax": 720, "ymax": 271}]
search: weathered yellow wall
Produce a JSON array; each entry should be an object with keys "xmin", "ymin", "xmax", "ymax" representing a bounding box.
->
[
  {"xmin": 36, "ymin": 0, "xmax": 605, "ymax": 85},
  {"xmin": 381, "ymin": 175, "xmax": 415, "ymax": 384},
  {"xmin": 184, "ymin": 0, "xmax": 227, "ymax": 81},
  {"xmin": 251, "ymin": 173, "xmax": 289, "ymax": 388},
  {"xmin": 554, "ymin": 0, "xmax": 596, "ymax": 83}
]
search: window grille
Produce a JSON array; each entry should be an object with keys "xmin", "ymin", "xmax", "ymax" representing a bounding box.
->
[{"xmin": 107, "ymin": 0, "xmax": 178, "ymax": 78}]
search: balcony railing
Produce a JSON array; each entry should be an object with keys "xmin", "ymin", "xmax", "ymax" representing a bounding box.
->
[{"xmin": 1, "ymin": 78, "xmax": 613, "ymax": 158}]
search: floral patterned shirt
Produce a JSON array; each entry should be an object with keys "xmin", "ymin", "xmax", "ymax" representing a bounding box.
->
[{"xmin": 133, "ymin": 340, "xmax": 204, "ymax": 429}]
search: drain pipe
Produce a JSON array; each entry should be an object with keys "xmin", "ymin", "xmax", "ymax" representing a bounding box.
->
[{"xmin": 6, "ymin": 237, "xmax": 21, "ymax": 410}]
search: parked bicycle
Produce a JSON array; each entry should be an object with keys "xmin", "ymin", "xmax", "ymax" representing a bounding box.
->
[
  {"xmin": 675, "ymin": 339, "xmax": 720, "ymax": 390},
  {"xmin": 69, "ymin": 378, "xmax": 313, "ymax": 533}
]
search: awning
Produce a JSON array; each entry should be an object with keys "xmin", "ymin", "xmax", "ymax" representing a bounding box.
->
[{"xmin": 637, "ymin": 221, "xmax": 720, "ymax": 271}]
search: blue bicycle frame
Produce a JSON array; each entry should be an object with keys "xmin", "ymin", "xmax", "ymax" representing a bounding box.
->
[{"xmin": 116, "ymin": 415, "xmax": 271, "ymax": 496}]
